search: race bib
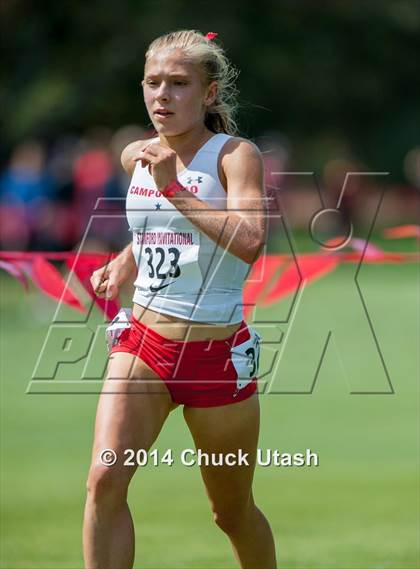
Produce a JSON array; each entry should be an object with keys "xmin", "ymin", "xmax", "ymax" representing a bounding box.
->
[
  {"xmin": 132, "ymin": 228, "xmax": 203, "ymax": 295},
  {"xmin": 230, "ymin": 327, "xmax": 261, "ymax": 390}
]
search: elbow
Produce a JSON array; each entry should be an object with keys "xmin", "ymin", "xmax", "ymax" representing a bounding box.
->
[{"xmin": 242, "ymin": 238, "xmax": 266, "ymax": 265}]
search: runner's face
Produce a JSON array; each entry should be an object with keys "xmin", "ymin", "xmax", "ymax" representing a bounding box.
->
[{"xmin": 142, "ymin": 49, "xmax": 215, "ymax": 135}]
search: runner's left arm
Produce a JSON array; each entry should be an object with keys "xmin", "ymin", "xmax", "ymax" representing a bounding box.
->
[{"xmin": 137, "ymin": 138, "xmax": 267, "ymax": 264}]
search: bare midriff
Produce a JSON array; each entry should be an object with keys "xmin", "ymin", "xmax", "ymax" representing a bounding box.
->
[{"xmin": 132, "ymin": 303, "xmax": 241, "ymax": 341}]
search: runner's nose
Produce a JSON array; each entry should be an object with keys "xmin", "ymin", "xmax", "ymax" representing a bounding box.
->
[{"xmin": 156, "ymin": 82, "xmax": 170, "ymax": 102}]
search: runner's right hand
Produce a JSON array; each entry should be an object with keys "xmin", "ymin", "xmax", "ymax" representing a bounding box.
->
[{"xmin": 90, "ymin": 257, "xmax": 134, "ymax": 300}]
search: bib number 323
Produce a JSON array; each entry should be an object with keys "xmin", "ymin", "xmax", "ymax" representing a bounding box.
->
[{"xmin": 132, "ymin": 228, "xmax": 202, "ymax": 295}]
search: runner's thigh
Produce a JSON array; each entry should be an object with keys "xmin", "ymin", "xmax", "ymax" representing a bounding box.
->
[
  {"xmin": 183, "ymin": 394, "xmax": 260, "ymax": 512},
  {"xmin": 89, "ymin": 352, "xmax": 177, "ymax": 481}
]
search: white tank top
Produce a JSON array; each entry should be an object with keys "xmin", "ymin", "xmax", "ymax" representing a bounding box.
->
[{"xmin": 125, "ymin": 133, "xmax": 251, "ymax": 324}]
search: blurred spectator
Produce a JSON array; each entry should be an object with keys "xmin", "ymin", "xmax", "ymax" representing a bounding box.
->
[
  {"xmin": 0, "ymin": 141, "xmax": 55, "ymax": 249},
  {"xmin": 72, "ymin": 128, "xmax": 115, "ymax": 231},
  {"xmin": 0, "ymin": 140, "xmax": 54, "ymax": 205}
]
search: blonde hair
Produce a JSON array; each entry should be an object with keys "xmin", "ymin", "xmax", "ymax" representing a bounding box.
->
[{"xmin": 145, "ymin": 30, "xmax": 240, "ymax": 135}]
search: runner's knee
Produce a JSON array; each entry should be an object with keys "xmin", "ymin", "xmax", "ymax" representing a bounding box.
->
[
  {"xmin": 86, "ymin": 463, "xmax": 130, "ymax": 503},
  {"xmin": 213, "ymin": 504, "xmax": 249, "ymax": 536}
]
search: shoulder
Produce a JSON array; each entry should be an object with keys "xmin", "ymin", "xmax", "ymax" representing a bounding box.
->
[
  {"xmin": 121, "ymin": 138, "xmax": 156, "ymax": 175},
  {"xmin": 220, "ymin": 136, "xmax": 263, "ymax": 171},
  {"xmin": 221, "ymin": 135, "xmax": 261, "ymax": 157},
  {"xmin": 219, "ymin": 136, "xmax": 264, "ymax": 185}
]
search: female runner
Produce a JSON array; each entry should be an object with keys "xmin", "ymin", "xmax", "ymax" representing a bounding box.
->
[{"xmin": 83, "ymin": 29, "xmax": 277, "ymax": 569}]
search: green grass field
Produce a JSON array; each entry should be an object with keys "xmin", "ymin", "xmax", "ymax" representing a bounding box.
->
[{"xmin": 1, "ymin": 253, "xmax": 419, "ymax": 568}]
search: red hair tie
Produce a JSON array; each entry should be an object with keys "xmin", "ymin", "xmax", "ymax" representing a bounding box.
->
[{"xmin": 205, "ymin": 32, "xmax": 218, "ymax": 40}]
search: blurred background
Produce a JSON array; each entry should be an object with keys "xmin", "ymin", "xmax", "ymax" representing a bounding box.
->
[
  {"xmin": 1, "ymin": 2, "xmax": 419, "ymax": 569},
  {"xmin": 1, "ymin": 0, "xmax": 419, "ymax": 251}
]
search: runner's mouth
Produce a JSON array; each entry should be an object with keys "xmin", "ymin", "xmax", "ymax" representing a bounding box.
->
[{"xmin": 154, "ymin": 110, "xmax": 174, "ymax": 118}]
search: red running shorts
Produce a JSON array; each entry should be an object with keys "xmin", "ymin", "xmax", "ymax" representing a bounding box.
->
[{"xmin": 110, "ymin": 314, "xmax": 260, "ymax": 407}]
